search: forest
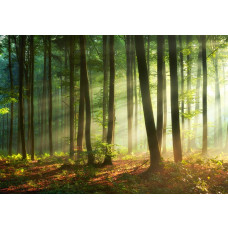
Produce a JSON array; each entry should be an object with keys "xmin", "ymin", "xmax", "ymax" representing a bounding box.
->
[{"xmin": 0, "ymin": 35, "xmax": 228, "ymax": 194}]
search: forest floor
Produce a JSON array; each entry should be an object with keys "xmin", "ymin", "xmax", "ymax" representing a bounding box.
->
[{"xmin": 0, "ymin": 151, "xmax": 228, "ymax": 194}]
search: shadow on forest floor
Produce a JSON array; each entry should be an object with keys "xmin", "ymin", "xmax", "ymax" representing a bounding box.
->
[{"xmin": 0, "ymin": 151, "xmax": 228, "ymax": 194}]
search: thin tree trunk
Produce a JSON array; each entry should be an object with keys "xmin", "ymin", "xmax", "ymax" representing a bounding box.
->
[
  {"xmin": 186, "ymin": 35, "xmax": 192, "ymax": 152},
  {"xmin": 162, "ymin": 57, "xmax": 167, "ymax": 155},
  {"xmin": 168, "ymin": 35, "xmax": 182, "ymax": 162},
  {"xmin": 19, "ymin": 35, "xmax": 27, "ymax": 159},
  {"xmin": 157, "ymin": 35, "xmax": 164, "ymax": 149},
  {"xmin": 135, "ymin": 35, "xmax": 161, "ymax": 170},
  {"xmin": 126, "ymin": 35, "xmax": 133, "ymax": 154},
  {"xmin": 179, "ymin": 36, "xmax": 185, "ymax": 152},
  {"xmin": 77, "ymin": 37, "xmax": 85, "ymax": 160},
  {"xmin": 8, "ymin": 35, "xmax": 14, "ymax": 156},
  {"xmin": 132, "ymin": 37, "xmax": 138, "ymax": 152},
  {"xmin": 79, "ymin": 36, "xmax": 94, "ymax": 165},
  {"xmin": 103, "ymin": 35, "xmax": 115, "ymax": 165},
  {"xmin": 30, "ymin": 36, "xmax": 35, "ymax": 160},
  {"xmin": 48, "ymin": 36, "xmax": 53, "ymax": 156},
  {"xmin": 201, "ymin": 35, "xmax": 208, "ymax": 155},
  {"xmin": 102, "ymin": 35, "xmax": 108, "ymax": 142},
  {"xmin": 69, "ymin": 36, "xmax": 75, "ymax": 158}
]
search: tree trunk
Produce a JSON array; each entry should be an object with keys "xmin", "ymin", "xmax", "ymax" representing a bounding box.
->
[
  {"xmin": 178, "ymin": 36, "xmax": 185, "ymax": 152},
  {"xmin": 135, "ymin": 35, "xmax": 161, "ymax": 169},
  {"xmin": 103, "ymin": 35, "xmax": 115, "ymax": 165},
  {"xmin": 79, "ymin": 36, "xmax": 94, "ymax": 165},
  {"xmin": 69, "ymin": 36, "xmax": 75, "ymax": 158},
  {"xmin": 126, "ymin": 35, "xmax": 133, "ymax": 154},
  {"xmin": 41, "ymin": 36, "xmax": 47, "ymax": 154},
  {"xmin": 8, "ymin": 35, "xmax": 14, "ymax": 156},
  {"xmin": 132, "ymin": 37, "xmax": 138, "ymax": 152},
  {"xmin": 157, "ymin": 35, "xmax": 164, "ymax": 149},
  {"xmin": 162, "ymin": 56, "xmax": 167, "ymax": 155},
  {"xmin": 168, "ymin": 35, "xmax": 182, "ymax": 162},
  {"xmin": 30, "ymin": 36, "xmax": 35, "ymax": 160},
  {"xmin": 102, "ymin": 35, "xmax": 108, "ymax": 142},
  {"xmin": 19, "ymin": 35, "xmax": 27, "ymax": 159},
  {"xmin": 48, "ymin": 36, "xmax": 53, "ymax": 156},
  {"xmin": 186, "ymin": 35, "xmax": 192, "ymax": 152},
  {"xmin": 201, "ymin": 35, "xmax": 208, "ymax": 155}
]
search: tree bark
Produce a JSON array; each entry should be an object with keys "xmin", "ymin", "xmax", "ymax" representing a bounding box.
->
[
  {"xmin": 8, "ymin": 35, "xmax": 14, "ymax": 156},
  {"xmin": 186, "ymin": 35, "xmax": 192, "ymax": 152},
  {"xmin": 19, "ymin": 35, "xmax": 27, "ymax": 159},
  {"xmin": 178, "ymin": 36, "xmax": 185, "ymax": 152},
  {"xmin": 79, "ymin": 36, "xmax": 94, "ymax": 165},
  {"xmin": 102, "ymin": 35, "xmax": 108, "ymax": 143},
  {"xmin": 30, "ymin": 36, "xmax": 35, "ymax": 160},
  {"xmin": 157, "ymin": 35, "xmax": 164, "ymax": 149},
  {"xmin": 126, "ymin": 35, "xmax": 133, "ymax": 154},
  {"xmin": 201, "ymin": 35, "xmax": 208, "ymax": 155},
  {"xmin": 135, "ymin": 35, "xmax": 161, "ymax": 169},
  {"xmin": 168, "ymin": 35, "xmax": 182, "ymax": 162},
  {"xmin": 48, "ymin": 36, "xmax": 53, "ymax": 156},
  {"xmin": 69, "ymin": 36, "xmax": 75, "ymax": 158},
  {"xmin": 103, "ymin": 35, "xmax": 115, "ymax": 165}
]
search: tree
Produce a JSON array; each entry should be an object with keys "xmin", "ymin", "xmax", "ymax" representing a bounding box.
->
[
  {"xmin": 179, "ymin": 35, "xmax": 185, "ymax": 151},
  {"xmin": 201, "ymin": 35, "xmax": 207, "ymax": 155},
  {"xmin": 135, "ymin": 35, "xmax": 161, "ymax": 170},
  {"xmin": 41, "ymin": 36, "xmax": 47, "ymax": 154},
  {"xmin": 162, "ymin": 55, "xmax": 167, "ymax": 154},
  {"xmin": 168, "ymin": 35, "xmax": 182, "ymax": 162},
  {"xmin": 8, "ymin": 36, "xmax": 13, "ymax": 156},
  {"xmin": 157, "ymin": 35, "xmax": 164, "ymax": 149},
  {"xmin": 48, "ymin": 36, "xmax": 53, "ymax": 156},
  {"xmin": 103, "ymin": 35, "xmax": 115, "ymax": 166},
  {"xmin": 186, "ymin": 35, "xmax": 192, "ymax": 152},
  {"xmin": 69, "ymin": 35, "xmax": 75, "ymax": 158},
  {"xmin": 19, "ymin": 35, "xmax": 27, "ymax": 159},
  {"xmin": 79, "ymin": 35, "xmax": 94, "ymax": 165},
  {"xmin": 30, "ymin": 36, "xmax": 35, "ymax": 160},
  {"xmin": 126, "ymin": 35, "xmax": 133, "ymax": 154},
  {"xmin": 102, "ymin": 35, "xmax": 108, "ymax": 143}
]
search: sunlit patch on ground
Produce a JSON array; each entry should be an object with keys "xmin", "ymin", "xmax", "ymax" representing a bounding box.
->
[{"xmin": 0, "ymin": 153, "xmax": 227, "ymax": 194}]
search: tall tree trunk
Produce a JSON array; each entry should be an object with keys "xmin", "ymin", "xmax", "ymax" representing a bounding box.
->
[
  {"xmin": 186, "ymin": 35, "xmax": 192, "ymax": 152},
  {"xmin": 30, "ymin": 36, "xmax": 35, "ymax": 160},
  {"xmin": 178, "ymin": 36, "xmax": 185, "ymax": 152},
  {"xmin": 69, "ymin": 36, "xmax": 75, "ymax": 158},
  {"xmin": 19, "ymin": 35, "xmax": 27, "ymax": 159},
  {"xmin": 135, "ymin": 35, "xmax": 161, "ymax": 170},
  {"xmin": 25, "ymin": 42, "xmax": 31, "ymax": 155},
  {"xmin": 168, "ymin": 35, "xmax": 182, "ymax": 162},
  {"xmin": 8, "ymin": 35, "xmax": 14, "ymax": 156},
  {"xmin": 41, "ymin": 36, "xmax": 47, "ymax": 154},
  {"xmin": 162, "ymin": 57, "xmax": 167, "ymax": 155},
  {"xmin": 201, "ymin": 35, "xmax": 208, "ymax": 155},
  {"xmin": 103, "ymin": 35, "xmax": 115, "ymax": 165},
  {"xmin": 102, "ymin": 35, "xmax": 108, "ymax": 142},
  {"xmin": 79, "ymin": 36, "xmax": 94, "ymax": 165},
  {"xmin": 157, "ymin": 35, "xmax": 164, "ymax": 149},
  {"xmin": 77, "ymin": 37, "xmax": 85, "ymax": 160},
  {"xmin": 126, "ymin": 35, "xmax": 133, "ymax": 154},
  {"xmin": 48, "ymin": 36, "xmax": 53, "ymax": 156},
  {"xmin": 133, "ymin": 37, "xmax": 138, "ymax": 152}
]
